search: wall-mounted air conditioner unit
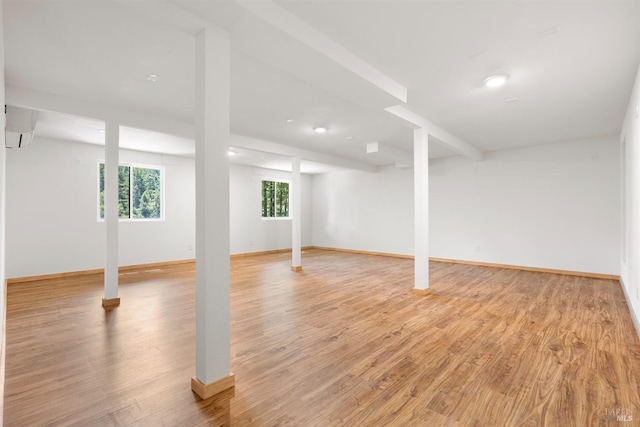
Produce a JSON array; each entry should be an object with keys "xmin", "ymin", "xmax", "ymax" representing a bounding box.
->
[{"xmin": 5, "ymin": 105, "xmax": 37, "ymax": 149}]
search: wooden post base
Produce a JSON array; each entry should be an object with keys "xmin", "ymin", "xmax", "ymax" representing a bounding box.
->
[
  {"xmin": 291, "ymin": 266, "xmax": 303, "ymax": 272},
  {"xmin": 191, "ymin": 373, "xmax": 235, "ymax": 400},
  {"xmin": 102, "ymin": 297, "xmax": 121, "ymax": 308},
  {"xmin": 412, "ymin": 288, "xmax": 432, "ymax": 296}
]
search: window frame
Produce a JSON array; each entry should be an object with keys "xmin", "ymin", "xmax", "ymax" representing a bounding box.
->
[
  {"xmin": 97, "ymin": 160, "xmax": 165, "ymax": 222},
  {"xmin": 261, "ymin": 178, "xmax": 291, "ymax": 220}
]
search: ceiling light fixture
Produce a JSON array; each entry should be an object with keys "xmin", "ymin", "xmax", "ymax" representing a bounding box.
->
[
  {"xmin": 484, "ymin": 74, "xmax": 509, "ymax": 88},
  {"xmin": 346, "ymin": 136, "xmax": 353, "ymax": 140},
  {"xmin": 313, "ymin": 126, "xmax": 328, "ymax": 134},
  {"xmin": 286, "ymin": 119, "xmax": 295, "ymax": 123},
  {"xmin": 146, "ymin": 73, "xmax": 159, "ymax": 82},
  {"xmin": 227, "ymin": 149, "xmax": 236, "ymax": 156}
]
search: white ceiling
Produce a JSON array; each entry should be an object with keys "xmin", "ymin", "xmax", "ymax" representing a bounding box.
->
[
  {"xmin": 3, "ymin": 0, "xmax": 640, "ymax": 173},
  {"xmin": 33, "ymin": 109, "xmax": 346, "ymax": 174}
]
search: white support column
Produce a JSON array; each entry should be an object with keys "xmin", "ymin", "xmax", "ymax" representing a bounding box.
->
[
  {"xmin": 413, "ymin": 128, "xmax": 430, "ymax": 295},
  {"xmin": 291, "ymin": 157, "xmax": 302, "ymax": 271},
  {"xmin": 191, "ymin": 25, "xmax": 235, "ymax": 400},
  {"xmin": 103, "ymin": 121, "xmax": 120, "ymax": 308}
]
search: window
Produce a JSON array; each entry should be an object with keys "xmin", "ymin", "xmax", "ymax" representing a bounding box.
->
[
  {"xmin": 99, "ymin": 162, "xmax": 163, "ymax": 220},
  {"xmin": 261, "ymin": 180, "xmax": 289, "ymax": 218}
]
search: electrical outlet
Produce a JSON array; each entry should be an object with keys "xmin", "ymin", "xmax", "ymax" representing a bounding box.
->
[
  {"xmin": 188, "ymin": 245, "xmax": 194, "ymax": 251},
  {"xmin": 249, "ymin": 240, "xmax": 253, "ymax": 246},
  {"xmin": 474, "ymin": 245, "xmax": 480, "ymax": 253}
]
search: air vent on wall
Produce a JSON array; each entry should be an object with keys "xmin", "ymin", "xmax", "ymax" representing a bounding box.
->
[{"xmin": 5, "ymin": 105, "xmax": 37, "ymax": 149}]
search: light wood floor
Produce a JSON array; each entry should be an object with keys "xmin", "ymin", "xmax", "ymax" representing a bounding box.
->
[{"xmin": 3, "ymin": 249, "xmax": 640, "ymax": 426}]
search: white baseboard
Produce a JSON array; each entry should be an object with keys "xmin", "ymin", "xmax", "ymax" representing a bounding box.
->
[{"xmin": 619, "ymin": 276, "xmax": 640, "ymax": 340}]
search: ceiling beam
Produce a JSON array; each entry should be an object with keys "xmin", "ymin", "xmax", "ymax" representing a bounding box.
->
[
  {"xmin": 115, "ymin": 0, "xmax": 474, "ymax": 165},
  {"xmin": 232, "ymin": 0, "xmax": 479, "ymax": 162},
  {"xmin": 385, "ymin": 105, "xmax": 483, "ymax": 161},
  {"xmin": 230, "ymin": 135, "xmax": 376, "ymax": 173},
  {"xmin": 234, "ymin": 0, "xmax": 407, "ymax": 104}
]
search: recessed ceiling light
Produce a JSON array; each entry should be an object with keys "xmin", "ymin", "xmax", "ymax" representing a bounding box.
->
[
  {"xmin": 146, "ymin": 73, "xmax": 159, "ymax": 82},
  {"xmin": 313, "ymin": 126, "xmax": 328, "ymax": 134},
  {"xmin": 346, "ymin": 136, "xmax": 353, "ymax": 140},
  {"xmin": 227, "ymin": 150, "xmax": 236, "ymax": 156},
  {"xmin": 98, "ymin": 129, "xmax": 105, "ymax": 133},
  {"xmin": 286, "ymin": 119, "xmax": 295, "ymax": 123},
  {"xmin": 504, "ymin": 97, "xmax": 519, "ymax": 103},
  {"xmin": 484, "ymin": 74, "xmax": 509, "ymax": 88}
]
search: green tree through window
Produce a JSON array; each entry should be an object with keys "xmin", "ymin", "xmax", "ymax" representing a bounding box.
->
[
  {"xmin": 132, "ymin": 167, "xmax": 161, "ymax": 218},
  {"xmin": 118, "ymin": 165, "xmax": 131, "ymax": 218},
  {"xmin": 262, "ymin": 180, "xmax": 289, "ymax": 218},
  {"xmin": 99, "ymin": 162, "xmax": 162, "ymax": 220}
]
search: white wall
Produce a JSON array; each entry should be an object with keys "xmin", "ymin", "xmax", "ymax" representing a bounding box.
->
[
  {"xmin": 7, "ymin": 131, "xmax": 621, "ymax": 279},
  {"xmin": 0, "ymin": 0, "xmax": 7, "ymax": 376},
  {"xmin": 621, "ymin": 64, "xmax": 640, "ymax": 337},
  {"xmin": 311, "ymin": 166, "xmax": 414, "ymax": 255},
  {"xmin": 230, "ymin": 164, "xmax": 312, "ymax": 254},
  {"xmin": 312, "ymin": 135, "xmax": 620, "ymax": 275},
  {"xmin": 431, "ymin": 136, "xmax": 619, "ymax": 274},
  {"xmin": 6, "ymin": 138, "xmax": 107, "ymax": 277},
  {"xmin": 6, "ymin": 138, "xmax": 196, "ymax": 278},
  {"xmin": 5, "ymin": 138, "xmax": 312, "ymax": 278}
]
